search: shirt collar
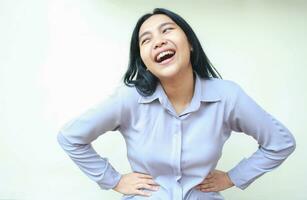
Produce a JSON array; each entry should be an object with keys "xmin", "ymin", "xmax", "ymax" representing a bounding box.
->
[
  {"xmin": 198, "ymin": 74, "xmax": 222, "ymax": 102},
  {"xmin": 137, "ymin": 84, "xmax": 161, "ymax": 104},
  {"xmin": 138, "ymin": 72, "xmax": 221, "ymax": 104}
]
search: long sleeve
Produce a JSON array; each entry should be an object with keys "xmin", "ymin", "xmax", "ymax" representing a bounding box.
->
[
  {"xmin": 57, "ymin": 87, "xmax": 125, "ymax": 190},
  {"xmin": 226, "ymin": 83, "xmax": 296, "ymax": 190}
]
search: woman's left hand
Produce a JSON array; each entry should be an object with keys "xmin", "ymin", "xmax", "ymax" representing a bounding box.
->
[{"xmin": 195, "ymin": 170, "xmax": 234, "ymax": 192}]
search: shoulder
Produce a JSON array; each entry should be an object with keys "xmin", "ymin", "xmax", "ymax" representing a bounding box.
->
[
  {"xmin": 201, "ymin": 77, "xmax": 243, "ymax": 99},
  {"xmin": 112, "ymin": 84, "xmax": 141, "ymax": 106}
]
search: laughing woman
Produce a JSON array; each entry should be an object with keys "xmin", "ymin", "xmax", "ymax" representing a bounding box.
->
[{"xmin": 57, "ymin": 8, "xmax": 296, "ymax": 200}]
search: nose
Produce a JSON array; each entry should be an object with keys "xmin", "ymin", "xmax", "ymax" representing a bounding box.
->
[{"xmin": 154, "ymin": 37, "xmax": 167, "ymax": 49}]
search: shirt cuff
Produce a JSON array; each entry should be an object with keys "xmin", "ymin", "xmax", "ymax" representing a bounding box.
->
[
  {"xmin": 227, "ymin": 158, "xmax": 255, "ymax": 190},
  {"xmin": 97, "ymin": 163, "xmax": 122, "ymax": 190}
]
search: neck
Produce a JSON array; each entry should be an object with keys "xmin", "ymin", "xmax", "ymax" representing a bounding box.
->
[{"xmin": 159, "ymin": 67, "xmax": 195, "ymax": 107}]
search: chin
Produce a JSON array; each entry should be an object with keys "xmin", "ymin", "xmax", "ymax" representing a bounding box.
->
[{"xmin": 155, "ymin": 65, "xmax": 184, "ymax": 80}]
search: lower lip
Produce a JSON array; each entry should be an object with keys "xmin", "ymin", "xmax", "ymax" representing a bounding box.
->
[{"xmin": 158, "ymin": 53, "xmax": 176, "ymax": 65}]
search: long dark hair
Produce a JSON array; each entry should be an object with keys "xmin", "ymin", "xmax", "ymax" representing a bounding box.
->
[{"xmin": 123, "ymin": 8, "xmax": 222, "ymax": 96}]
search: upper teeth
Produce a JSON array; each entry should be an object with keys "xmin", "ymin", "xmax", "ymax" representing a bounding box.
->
[{"xmin": 157, "ymin": 50, "xmax": 175, "ymax": 62}]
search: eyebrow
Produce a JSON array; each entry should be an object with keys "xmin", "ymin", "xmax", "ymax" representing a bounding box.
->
[{"xmin": 138, "ymin": 22, "xmax": 175, "ymax": 42}]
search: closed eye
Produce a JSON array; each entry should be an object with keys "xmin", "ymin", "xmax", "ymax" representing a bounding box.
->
[
  {"xmin": 141, "ymin": 38, "xmax": 150, "ymax": 45},
  {"xmin": 162, "ymin": 27, "xmax": 174, "ymax": 33}
]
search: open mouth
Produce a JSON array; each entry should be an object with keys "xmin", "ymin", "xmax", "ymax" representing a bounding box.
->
[{"xmin": 155, "ymin": 50, "xmax": 176, "ymax": 64}]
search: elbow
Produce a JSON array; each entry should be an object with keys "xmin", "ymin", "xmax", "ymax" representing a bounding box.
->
[
  {"xmin": 280, "ymin": 131, "xmax": 296, "ymax": 159},
  {"xmin": 57, "ymin": 131, "xmax": 65, "ymax": 146},
  {"xmin": 57, "ymin": 131, "xmax": 76, "ymax": 152},
  {"xmin": 287, "ymin": 133, "xmax": 296, "ymax": 156},
  {"xmin": 263, "ymin": 131, "xmax": 296, "ymax": 160},
  {"xmin": 57, "ymin": 131, "xmax": 71, "ymax": 147}
]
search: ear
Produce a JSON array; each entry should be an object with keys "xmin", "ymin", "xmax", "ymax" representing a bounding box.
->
[{"xmin": 189, "ymin": 44, "xmax": 193, "ymax": 52}]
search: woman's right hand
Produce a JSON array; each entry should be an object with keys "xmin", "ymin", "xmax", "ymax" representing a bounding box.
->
[{"xmin": 113, "ymin": 172, "xmax": 160, "ymax": 197}]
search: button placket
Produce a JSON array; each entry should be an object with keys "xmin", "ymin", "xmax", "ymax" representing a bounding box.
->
[
  {"xmin": 174, "ymin": 119, "xmax": 182, "ymax": 181},
  {"xmin": 173, "ymin": 183, "xmax": 183, "ymax": 200}
]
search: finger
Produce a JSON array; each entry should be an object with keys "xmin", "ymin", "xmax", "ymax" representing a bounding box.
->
[
  {"xmin": 200, "ymin": 187, "xmax": 215, "ymax": 192},
  {"xmin": 135, "ymin": 183, "xmax": 146, "ymax": 190},
  {"xmin": 138, "ymin": 183, "xmax": 160, "ymax": 191},
  {"xmin": 203, "ymin": 184, "xmax": 219, "ymax": 192},
  {"xmin": 135, "ymin": 189, "xmax": 152, "ymax": 197},
  {"xmin": 137, "ymin": 173, "xmax": 153, "ymax": 179},
  {"xmin": 199, "ymin": 179, "xmax": 214, "ymax": 185},
  {"xmin": 206, "ymin": 173, "xmax": 213, "ymax": 179},
  {"xmin": 203, "ymin": 176, "xmax": 214, "ymax": 181},
  {"xmin": 198, "ymin": 182, "xmax": 214, "ymax": 190},
  {"xmin": 144, "ymin": 178, "xmax": 160, "ymax": 186}
]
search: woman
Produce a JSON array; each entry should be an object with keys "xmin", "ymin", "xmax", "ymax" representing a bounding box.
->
[{"xmin": 57, "ymin": 8, "xmax": 296, "ymax": 200}]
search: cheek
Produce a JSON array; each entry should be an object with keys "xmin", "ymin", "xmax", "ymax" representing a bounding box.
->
[
  {"xmin": 174, "ymin": 36, "xmax": 191, "ymax": 59},
  {"xmin": 177, "ymin": 44, "xmax": 191, "ymax": 64},
  {"xmin": 140, "ymin": 48, "xmax": 151, "ymax": 64},
  {"xmin": 181, "ymin": 43, "xmax": 192, "ymax": 62}
]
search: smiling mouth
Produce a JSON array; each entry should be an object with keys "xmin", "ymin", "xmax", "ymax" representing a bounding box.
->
[{"xmin": 155, "ymin": 50, "xmax": 176, "ymax": 64}]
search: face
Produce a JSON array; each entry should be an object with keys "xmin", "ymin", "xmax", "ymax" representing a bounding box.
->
[{"xmin": 138, "ymin": 14, "xmax": 192, "ymax": 81}]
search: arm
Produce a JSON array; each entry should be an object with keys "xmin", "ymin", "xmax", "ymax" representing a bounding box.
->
[
  {"xmin": 226, "ymin": 82, "xmax": 296, "ymax": 190},
  {"xmin": 57, "ymin": 87, "xmax": 126, "ymax": 190}
]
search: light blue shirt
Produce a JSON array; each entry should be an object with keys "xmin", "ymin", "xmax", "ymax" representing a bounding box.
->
[{"xmin": 57, "ymin": 73, "xmax": 296, "ymax": 200}]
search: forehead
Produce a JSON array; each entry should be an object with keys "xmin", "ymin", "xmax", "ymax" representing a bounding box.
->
[{"xmin": 139, "ymin": 14, "xmax": 175, "ymax": 36}]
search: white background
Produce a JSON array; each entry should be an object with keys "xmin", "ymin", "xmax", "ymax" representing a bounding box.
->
[{"xmin": 1, "ymin": 0, "xmax": 306, "ymax": 199}]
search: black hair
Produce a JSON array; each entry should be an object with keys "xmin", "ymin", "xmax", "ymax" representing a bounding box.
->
[{"xmin": 123, "ymin": 8, "xmax": 222, "ymax": 96}]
